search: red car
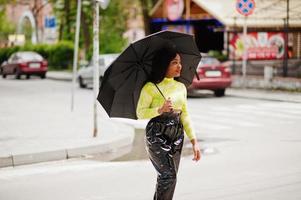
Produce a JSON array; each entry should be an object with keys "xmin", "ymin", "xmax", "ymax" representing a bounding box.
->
[
  {"xmin": 188, "ymin": 56, "xmax": 232, "ymax": 97},
  {"xmin": 0, "ymin": 51, "xmax": 48, "ymax": 79}
]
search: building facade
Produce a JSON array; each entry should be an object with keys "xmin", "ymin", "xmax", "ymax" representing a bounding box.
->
[{"xmin": 5, "ymin": 0, "xmax": 56, "ymax": 45}]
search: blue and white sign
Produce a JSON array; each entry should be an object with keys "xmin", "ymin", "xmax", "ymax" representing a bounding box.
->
[
  {"xmin": 45, "ymin": 16, "xmax": 56, "ymax": 28},
  {"xmin": 44, "ymin": 16, "xmax": 57, "ymax": 43}
]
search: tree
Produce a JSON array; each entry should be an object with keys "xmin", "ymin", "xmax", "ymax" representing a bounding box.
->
[
  {"xmin": 51, "ymin": 0, "xmax": 127, "ymax": 57},
  {"xmin": 0, "ymin": 0, "xmax": 15, "ymax": 46}
]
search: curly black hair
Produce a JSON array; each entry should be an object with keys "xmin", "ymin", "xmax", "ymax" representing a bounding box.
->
[{"xmin": 149, "ymin": 42, "xmax": 177, "ymax": 84}]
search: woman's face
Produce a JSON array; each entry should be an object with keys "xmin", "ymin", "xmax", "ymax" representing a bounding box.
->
[{"xmin": 165, "ymin": 54, "xmax": 182, "ymax": 78}]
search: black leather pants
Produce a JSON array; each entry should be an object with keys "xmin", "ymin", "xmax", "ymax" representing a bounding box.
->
[{"xmin": 145, "ymin": 112, "xmax": 184, "ymax": 200}]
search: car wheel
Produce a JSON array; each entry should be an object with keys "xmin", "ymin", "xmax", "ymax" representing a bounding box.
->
[
  {"xmin": 15, "ymin": 68, "xmax": 21, "ymax": 79},
  {"xmin": 1, "ymin": 69, "xmax": 6, "ymax": 78},
  {"xmin": 214, "ymin": 89, "xmax": 225, "ymax": 97},
  {"xmin": 26, "ymin": 74, "xmax": 30, "ymax": 79},
  {"xmin": 40, "ymin": 73, "xmax": 46, "ymax": 79},
  {"xmin": 79, "ymin": 76, "xmax": 86, "ymax": 88}
]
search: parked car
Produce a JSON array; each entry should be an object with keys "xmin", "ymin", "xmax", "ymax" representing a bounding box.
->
[
  {"xmin": 77, "ymin": 53, "xmax": 119, "ymax": 88},
  {"xmin": 0, "ymin": 51, "xmax": 48, "ymax": 79},
  {"xmin": 188, "ymin": 55, "xmax": 232, "ymax": 97}
]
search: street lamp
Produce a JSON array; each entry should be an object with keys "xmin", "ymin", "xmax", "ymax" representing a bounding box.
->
[
  {"xmin": 93, "ymin": 0, "xmax": 110, "ymax": 137},
  {"xmin": 98, "ymin": 0, "xmax": 110, "ymax": 9}
]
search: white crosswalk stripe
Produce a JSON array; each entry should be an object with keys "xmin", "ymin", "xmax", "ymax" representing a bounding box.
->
[{"xmin": 189, "ymin": 101, "xmax": 301, "ymax": 132}]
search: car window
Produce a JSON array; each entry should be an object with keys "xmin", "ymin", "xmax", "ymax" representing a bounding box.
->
[
  {"xmin": 19, "ymin": 52, "xmax": 43, "ymax": 61},
  {"xmin": 8, "ymin": 54, "xmax": 16, "ymax": 63},
  {"xmin": 87, "ymin": 54, "xmax": 120, "ymax": 68},
  {"xmin": 199, "ymin": 57, "xmax": 220, "ymax": 66}
]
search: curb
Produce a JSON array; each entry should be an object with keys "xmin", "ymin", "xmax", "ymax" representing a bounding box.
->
[
  {"xmin": 0, "ymin": 135, "xmax": 134, "ymax": 169},
  {"xmin": 46, "ymin": 75, "xmax": 72, "ymax": 82}
]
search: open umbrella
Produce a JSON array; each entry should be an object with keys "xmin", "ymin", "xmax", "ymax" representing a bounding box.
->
[{"xmin": 97, "ymin": 30, "xmax": 201, "ymax": 119}]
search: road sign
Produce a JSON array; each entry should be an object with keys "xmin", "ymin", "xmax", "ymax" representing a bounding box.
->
[
  {"xmin": 236, "ymin": 0, "xmax": 255, "ymax": 16},
  {"xmin": 45, "ymin": 16, "xmax": 56, "ymax": 28}
]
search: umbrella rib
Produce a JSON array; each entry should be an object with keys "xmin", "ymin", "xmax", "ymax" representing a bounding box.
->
[
  {"xmin": 130, "ymin": 44, "xmax": 139, "ymax": 60},
  {"xmin": 108, "ymin": 63, "xmax": 137, "ymax": 80},
  {"xmin": 115, "ymin": 60, "xmax": 136, "ymax": 64},
  {"xmin": 179, "ymin": 52, "xmax": 200, "ymax": 57},
  {"xmin": 180, "ymin": 75, "xmax": 192, "ymax": 84},
  {"xmin": 141, "ymin": 39, "xmax": 152, "ymax": 60}
]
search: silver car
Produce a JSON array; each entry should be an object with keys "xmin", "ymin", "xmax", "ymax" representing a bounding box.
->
[{"xmin": 77, "ymin": 53, "xmax": 119, "ymax": 88}]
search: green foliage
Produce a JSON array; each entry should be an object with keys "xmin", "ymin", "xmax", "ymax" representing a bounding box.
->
[
  {"xmin": 99, "ymin": 0, "xmax": 127, "ymax": 54},
  {"xmin": 208, "ymin": 50, "xmax": 227, "ymax": 62},
  {"xmin": 48, "ymin": 41, "xmax": 74, "ymax": 69},
  {"xmin": 0, "ymin": 41, "xmax": 74, "ymax": 70},
  {"xmin": 0, "ymin": 4, "xmax": 15, "ymax": 43},
  {"xmin": 51, "ymin": 0, "xmax": 127, "ymax": 58}
]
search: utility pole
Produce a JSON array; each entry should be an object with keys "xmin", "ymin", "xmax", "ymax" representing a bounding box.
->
[
  {"xmin": 93, "ymin": 0, "xmax": 110, "ymax": 137},
  {"xmin": 93, "ymin": 0, "xmax": 100, "ymax": 137}
]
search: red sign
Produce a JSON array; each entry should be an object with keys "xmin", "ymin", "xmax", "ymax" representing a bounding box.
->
[
  {"xmin": 236, "ymin": 0, "xmax": 255, "ymax": 16},
  {"xmin": 229, "ymin": 32, "xmax": 285, "ymax": 60},
  {"xmin": 166, "ymin": 0, "xmax": 184, "ymax": 21}
]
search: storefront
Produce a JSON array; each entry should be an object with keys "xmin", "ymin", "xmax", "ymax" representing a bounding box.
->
[
  {"xmin": 149, "ymin": 0, "xmax": 224, "ymax": 52},
  {"xmin": 150, "ymin": 0, "xmax": 301, "ymax": 77}
]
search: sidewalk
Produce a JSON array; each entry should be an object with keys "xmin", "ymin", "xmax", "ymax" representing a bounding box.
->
[
  {"xmin": 231, "ymin": 75, "xmax": 301, "ymax": 92},
  {"xmin": 227, "ymin": 88, "xmax": 301, "ymax": 103},
  {"xmin": 0, "ymin": 75, "xmax": 135, "ymax": 168}
]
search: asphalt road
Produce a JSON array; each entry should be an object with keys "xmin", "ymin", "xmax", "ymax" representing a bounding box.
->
[{"xmin": 0, "ymin": 77, "xmax": 301, "ymax": 200}]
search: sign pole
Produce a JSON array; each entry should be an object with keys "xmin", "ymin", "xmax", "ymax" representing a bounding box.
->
[
  {"xmin": 242, "ymin": 16, "xmax": 248, "ymax": 82},
  {"xmin": 236, "ymin": 0, "xmax": 255, "ymax": 85}
]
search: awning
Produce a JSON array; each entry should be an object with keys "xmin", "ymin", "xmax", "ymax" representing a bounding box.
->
[{"xmin": 193, "ymin": 0, "xmax": 301, "ymax": 28}]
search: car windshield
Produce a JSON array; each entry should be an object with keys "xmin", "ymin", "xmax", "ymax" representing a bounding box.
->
[
  {"xmin": 199, "ymin": 57, "xmax": 220, "ymax": 66},
  {"xmin": 18, "ymin": 52, "xmax": 43, "ymax": 61},
  {"xmin": 87, "ymin": 54, "xmax": 119, "ymax": 67}
]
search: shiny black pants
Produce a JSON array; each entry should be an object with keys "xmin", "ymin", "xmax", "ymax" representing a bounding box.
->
[{"xmin": 145, "ymin": 112, "xmax": 184, "ymax": 200}]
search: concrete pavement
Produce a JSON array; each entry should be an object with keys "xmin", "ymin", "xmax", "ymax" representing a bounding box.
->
[{"xmin": 0, "ymin": 76, "xmax": 135, "ymax": 168}]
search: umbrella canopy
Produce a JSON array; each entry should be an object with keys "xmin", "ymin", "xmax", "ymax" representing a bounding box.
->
[{"xmin": 97, "ymin": 30, "xmax": 201, "ymax": 119}]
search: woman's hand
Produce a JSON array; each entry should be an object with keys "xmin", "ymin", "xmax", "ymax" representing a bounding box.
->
[
  {"xmin": 191, "ymin": 139, "xmax": 201, "ymax": 162},
  {"xmin": 158, "ymin": 97, "xmax": 173, "ymax": 114}
]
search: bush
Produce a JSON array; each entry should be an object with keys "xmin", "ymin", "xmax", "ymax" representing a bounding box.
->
[{"xmin": 0, "ymin": 41, "xmax": 74, "ymax": 70}]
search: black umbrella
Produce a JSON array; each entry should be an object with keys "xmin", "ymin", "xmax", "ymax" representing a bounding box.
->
[{"xmin": 97, "ymin": 30, "xmax": 201, "ymax": 119}]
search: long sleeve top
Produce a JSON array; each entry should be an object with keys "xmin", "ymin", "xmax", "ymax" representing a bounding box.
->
[{"xmin": 136, "ymin": 77, "xmax": 196, "ymax": 140}]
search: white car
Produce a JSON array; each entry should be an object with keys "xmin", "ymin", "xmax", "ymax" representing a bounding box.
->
[{"xmin": 77, "ymin": 53, "xmax": 119, "ymax": 88}]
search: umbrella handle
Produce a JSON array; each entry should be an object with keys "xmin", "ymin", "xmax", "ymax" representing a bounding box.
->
[{"xmin": 154, "ymin": 84, "xmax": 166, "ymax": 101}]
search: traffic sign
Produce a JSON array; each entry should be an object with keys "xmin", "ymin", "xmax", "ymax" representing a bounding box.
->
[{"xmin": 236, "ymin": 0, "xmax": 255, "ymax": 16}]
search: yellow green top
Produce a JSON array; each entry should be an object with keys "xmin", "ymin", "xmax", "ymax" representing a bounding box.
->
[{"xmin": 136, "ymin": 77, "xmax": 196, "ymax": 140}]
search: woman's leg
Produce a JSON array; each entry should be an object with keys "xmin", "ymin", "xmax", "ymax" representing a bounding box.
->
[
  {"xmin": 148, "ymin": 144, "xmax": 177, "ymax": 200},
  {"xmin": 146, "ymin": 136, "xmax": 184, "ymax": 200}
]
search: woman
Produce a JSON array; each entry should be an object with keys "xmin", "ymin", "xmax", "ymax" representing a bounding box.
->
[{"xmin": 136, "ymin": 43, "xmax": 201, "ymax": 200}]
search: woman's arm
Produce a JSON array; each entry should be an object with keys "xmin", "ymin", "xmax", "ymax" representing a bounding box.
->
[
  {"xmin": 180, "ymin": 86, "xmax": 201, "ymax": 161},
  {"xmin": 191, "ymin": 138, "xmax": 201, "ymax": 161},
  {"xmin": 180, "ymin": 87, "xmax": 196, "ymax": 141}
]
